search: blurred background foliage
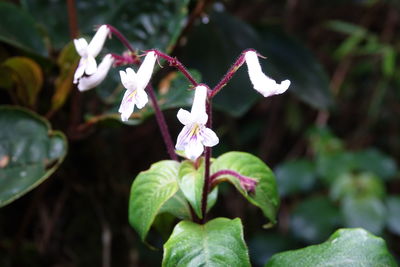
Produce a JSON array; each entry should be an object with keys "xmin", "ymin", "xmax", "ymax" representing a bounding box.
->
[{"xmin": 0, "ymin": 0, "xmax": 399, "ymax": 266}]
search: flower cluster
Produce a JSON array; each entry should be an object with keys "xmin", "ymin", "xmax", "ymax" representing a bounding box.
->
[
  {"xmin": 73, "ymin": 25, "xmax": 114, "ymax": 91},
  {"xmin": 73, "ymin": 28, "xmax": 290, "ymax": 161}
]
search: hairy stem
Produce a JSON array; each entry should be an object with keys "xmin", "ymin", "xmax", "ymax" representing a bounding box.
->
[
  {"xmin": 201, "ymin": 100, "xmax": 212, "ymax": 223},
  {"xmin": 149, "ymin": 49, "xmax": 198, "ymax": 87},
  {"xmin": 146, "ymin": 85, "xmax": 178, "ymax": 161},
  {"xmin": 209, "ymin": 49, "xmax": 254, "ymax": 98},
  {"xmin": 107, "ymin": 25, "xmax": 136, "ymax": 53}
]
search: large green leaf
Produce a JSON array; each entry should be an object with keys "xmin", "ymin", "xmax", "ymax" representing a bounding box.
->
[
  {"xmin": 352, "ymin": 148, "xmax": 397, "ymax": 180},
  {"xmin": 0, "ymin": 106, "xmax": 67, "ymax": 207},
  {"xmin": 178, "ymin": 160, "xmax": 204, "ymax": 219},
  {"xmin": 128, "ymin": 160, "xmax": 180, "ymax": 241},
  {"xmin": 386, "ymin": 195, "xmax": 400, "ymax": 235},
  {"xmin": 163, "ymin": 217, "xmax": 251, "ymax": 267},
  {"xmin": 211, "ymin": 152, "xmax": 279, "ymax": 224},
  {"xmin": 0, "ymin": 2, "xmax": 47, "ymax": 57},
  {"xmin": 290, "ymin": 196, "xmax": 341, "ymax": 244},
  {"xmin": 177, "ymin": 160, "xmax": 218, "ymax": 219},
  {"xmin": 342, "ymin": 196, "xmax": 386, "ymax": 235},
  {"xmin": 274, "ymin": 159, "xmax": 316, "ymax": 197},
  {"xmin": 266, "ymin": 228, "xmax": 397, "ymax": 267}
]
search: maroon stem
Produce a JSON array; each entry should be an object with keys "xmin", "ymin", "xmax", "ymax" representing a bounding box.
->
[
  {"xmin": 209, "ymin": 49, "xmax": 255, "ymax": 98},
  {"xmin": 149, "ymin": 49, "xmax": 198, "ymax": 87},
  {"xmin": 200, "ymin": 99, "xmax": 212, "ymax": 223},
  {"xmin": 147, "ymin": 84, "xmax": 178, "ymax": 161},
  {"xmin": 107, "ymin": 25, "xmax": 135, "ymax": 53}
]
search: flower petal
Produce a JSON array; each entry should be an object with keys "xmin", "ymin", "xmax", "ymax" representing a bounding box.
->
[
  {"xmin": 87, "ymin": 25, "xmax": 110, "ymax": 57},
  {"xmin": 185, "ymin": 139, "xmax": 204, "ymax": 161},
  {"xmin": 74, "ymin": 38, "xmax": 88, "ymax": 56},
  {"xmin": 73, "ymin": 58, "xmax": 86, "ymax": 83},
  {"xmin": 245, "ymin": 50, "xmax": 290, "ymax": 97},
  {"xmin": 200, "ymin": 127, "xmax": 219, "ymax": 147},
  {"xmin": 85, "ymin": 55, "xmax": 97, "ymax": 75},
  {"xmin": 135, "ymin": 89, "xmax": 148, "ymax": 109},
  {"xmin": 119, "ymin": 90, "xmax": 136, "ymax": 121},
  {"xmin": 120, "ymin": 68, "xmax": 137, "ymax": 90},
  {"xmin": 177, "ymin": 109, "xmax": 192, "ymax": 125},
  {"xmin": 176, "ymin": 124, "xmax": 192, "ymax": 150},
  {"xmin": 190, "ymin": 85, "xmax": 207, "ymax": 115},
  {"xmin": 77, "ymin": 54, "xmax": 113, "ymax": 91},
  {"xmin": 136, "ymin": 51, "xmax": 157, "ymax": 90}
]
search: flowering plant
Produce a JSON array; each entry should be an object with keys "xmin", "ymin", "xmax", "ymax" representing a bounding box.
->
[{"xmin": 71, "ymin": 24, "xmax": 291, "ymax": 265}]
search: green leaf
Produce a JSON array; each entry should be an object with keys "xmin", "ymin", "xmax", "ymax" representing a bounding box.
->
[
  {"xmin": 274, "ymin": 159, "xmax": 316, "ymax": 197},
  {"xmin": 212, "ymin": 151, "xmax": 279, "ymax": 224},
  {"xmin": 352, "ymin": 148, "xmax": 397, "ymax": 180},
  {"xmin": 266, "ymin": 228, "xmax": 397, "ymax": 267},
  {"xmin": 330, "ymin": 173, "xmax": 386, "ymax": 201},
  {"xmin": 51, "ymin": 42, "xmax": 79, "ymax": 113},
  {"xmin": 290, "ymin": 196, "xmax": 341, "ymax": 244},
  {"xmin": 177, "ymin": 160, "xmax": 218, "ymax": 219},
  {"xmin": 0, "ymin": 106, "xmax": 67, "ymax": 207},
  {"xmin": 386, "ymin": 195, "xmax": 400, "ymax": 235},
  {"xmin": 3, "ymin": 57, "xmax": 43, "ymax": 107},
  {"xmin": 342, "ymin": 196, "xmax": 386, "ymax": 235},
  {"xmin": 0, "ymin": 2, "xmax": 47, "ymax": 57},
  {"xmin": 163, "ymin": 217, "xmax": 251, "ymax": 267},
  {"xmin": 128, "ymin": 160, "xmax": 180, "ymax": 241},
  {"xmin": 159, "ymin": 189, "xmax": 192, "ymax": 220}
]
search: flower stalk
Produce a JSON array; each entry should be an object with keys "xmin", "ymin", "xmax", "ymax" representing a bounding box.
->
[
  {"xmin": 201, "ymin": 99, "xmax": 212, "ymax": 223},
  {"xmin": 149, "ymin": 49, "xmax": 199, "ymax": 87}
]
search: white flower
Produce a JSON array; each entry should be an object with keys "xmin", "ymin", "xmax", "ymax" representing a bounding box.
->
[
  {"xmin": 244, "ymin": 50, "xmax": 290, "ymax": 97},
  {"xmin": 118, "ymin": 51, "xmax": 157, "ymax": 121},
  {"xmin": 73, "ymin": 25, "xmax": 110, "ymax": 84},
  {"xmin": 77, "ymin": 54, "xmax": 114, "ymax": 91},
  {"xmin": 176, "ymin": 85, "xmax": 219, "ymax": 161}
]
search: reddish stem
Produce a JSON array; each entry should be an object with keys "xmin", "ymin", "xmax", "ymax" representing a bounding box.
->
[
  {"xmin": 209, "ymin": 169, "xmax": 258, "ymax": 192},
  {"xmin": 107, "ymin": 25, "xmax": 136, "ymax": 53},
  {"xmin": 209, "ymin": 49, "xmax": 256, "ymax": 98},
  {"xmin": 200, "ymin": 99, "xmax": 212, "ymax": 223},
  {"xmin": 149, "ymin": 49, "xmax": 198, "ymax": 87},
  {"xmin": 146, "ymin": 85, "xmax": 178, "ymax": 161}
]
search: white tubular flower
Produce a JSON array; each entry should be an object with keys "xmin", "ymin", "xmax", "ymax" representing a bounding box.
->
[
  {"xmin": 73, "ymin": 25, "xmax": 110, "ymax": 83},
  {"xmin": 77, "ymin": 54, "xmax": 114, "ymax": 91},
  {"xmin": 118, "ymin": 51, "xmax": 157, "ymax": 121},
  {"xmin": 176, "ymin": 85, "xmax": 219, "ymax": 161},
  {"xmin": 244, "ymin": 50, "xmax": 290, "ymax": 97}
]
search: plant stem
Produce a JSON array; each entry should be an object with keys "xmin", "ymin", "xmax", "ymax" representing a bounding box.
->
[
  {"xmin": 209, "ymin": 49, "xmax": 252, "ymax": 98},
  {"xmin": 107, "ymin": 25, "xmax": 135, "ymax": 53},
  {"xmin": 149, "ymin": 49, "xmax": 198, "ymax": 87},
  {"xmin": 201, "ymin": 100, "xmax": 212, "ymax": 223},
  {"xmin": 146, "ymin": 85, "xmax": 178, "ymax": 161}
]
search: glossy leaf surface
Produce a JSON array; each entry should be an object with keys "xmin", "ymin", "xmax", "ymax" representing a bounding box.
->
[
  {"xmin": 266, "ymin": 228, "xmax": 397, "ymax": 267},
  {"xmin": 163, "ymin": 217, "xmax": 250, "ymax": 267},
  {"xmin": 0, "ymin": 106, "xmax": 67, "ymax": 207},
  {"xmin": 212, "ymin": 151, "xmax": 279, "ymax": 223},
  {"xmin": 128, "ymin": 160, "xmax": 179, "ymax": 241}
]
